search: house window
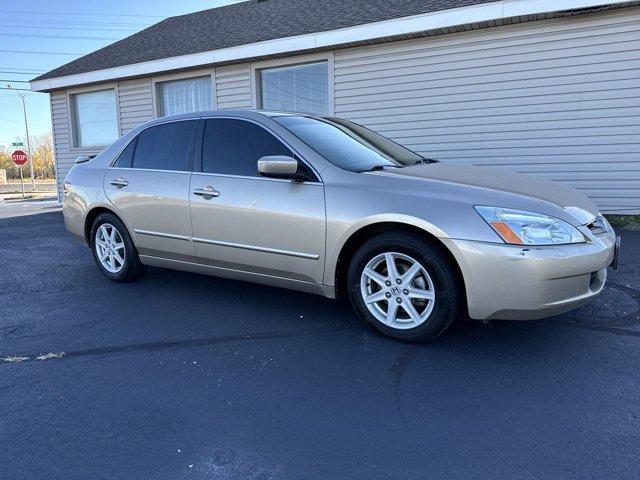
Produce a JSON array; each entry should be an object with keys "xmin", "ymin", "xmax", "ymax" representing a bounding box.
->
[
  {"xmin": 156, "ymin": 76, "xmax": 212, "ymax": 116},
  {"xmin": 71, "ymin": 89, "xmax": 118, "ymax": 148},
  {"xmin": 258, "ymin": 62, "xmax": 328, "ymax": 115}
]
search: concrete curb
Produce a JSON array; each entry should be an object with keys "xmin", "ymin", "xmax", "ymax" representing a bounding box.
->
[{"xmin": 0, "ymin": 195, "xmax": 59, "ymax": 203}]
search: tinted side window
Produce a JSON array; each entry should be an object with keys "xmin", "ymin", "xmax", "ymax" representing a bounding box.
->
[
  {"xmin": 202, "ymin": 119, "xmax": 291, "ymax": 176},
  {"xmin": 113, "ymin": 138, "xmax": 137, "ymax": 168},
  {"xmin": 133, "ymin": 121, "xmax": 197, "ymax": 171}
]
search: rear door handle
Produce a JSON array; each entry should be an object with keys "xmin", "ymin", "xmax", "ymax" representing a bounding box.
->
[
  {"xmin": 110, "ymin": 177, "xmax": 128, "ymax": 188},
  {"xmin": 193, "ymin": 185, "xmax": 220, "ymax": 199}
]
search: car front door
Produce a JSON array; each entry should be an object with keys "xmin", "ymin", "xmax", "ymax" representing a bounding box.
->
[
  {"xmin": 104, "ymin": 120, "xmax": 198, "ymax": 262},
  {"xmin": 189, "ymin": 118, "xmax": 326, "ymax": 285}
]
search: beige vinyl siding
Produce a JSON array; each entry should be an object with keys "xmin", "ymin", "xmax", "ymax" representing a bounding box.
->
[
  {"xmin": 117, "ymin": 78, "xmax": 153, "ymax": 134},
  {"xmin": 334, "ymin": 8, "xmax": 640, "ymax": 214},
  {"xmin": 215, "ymin": 64, "xmax": 252, "ymax": 109},
  {"xmin": 50, "ymin": 91, "xmax": 71, "ymax": 200}
]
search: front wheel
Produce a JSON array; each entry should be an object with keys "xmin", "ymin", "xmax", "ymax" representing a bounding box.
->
[
  {"xmin": 90, "ymin": 212, "xmax": 145, "ymax": 282},
  {"xmin": 347, "ymin": 232, "xmax": 462, "ymax": 342}
]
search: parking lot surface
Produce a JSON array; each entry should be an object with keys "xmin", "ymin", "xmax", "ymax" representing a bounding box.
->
[{"xmin": 1, "ymin": 201, "xmax": 639, "ymax": 480}]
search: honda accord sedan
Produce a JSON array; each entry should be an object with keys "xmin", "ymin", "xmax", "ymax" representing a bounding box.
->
[{"xmin": 62, "ymin": 110, "xmax": 619, "ymax": 342}]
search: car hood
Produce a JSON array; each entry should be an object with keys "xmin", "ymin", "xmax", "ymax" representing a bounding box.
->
[{"xmin": 380, "ymin": 163, "xmax": 598, "ymax": 224}]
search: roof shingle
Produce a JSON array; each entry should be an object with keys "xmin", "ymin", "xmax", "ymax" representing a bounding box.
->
[{"xmin": 34, "ymin": 0, "xmax": 496, "ymax": 81}]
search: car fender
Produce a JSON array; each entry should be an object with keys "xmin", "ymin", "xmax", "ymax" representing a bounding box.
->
[{"xmin": 324, "ymin": 213, "xmax": 449, "ymax": 287}]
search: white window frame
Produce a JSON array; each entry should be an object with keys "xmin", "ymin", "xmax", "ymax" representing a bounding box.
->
[
  {"xmin": 151, "ymin": 68, "xmax": 216, "ymax": 118},
  {"xmin": 67, "ymin": 83, "xmax": 121, "ymax": 151},
  {"xmin": 250, "ymin": 52, "xmax": 334, "ymax": 115}
]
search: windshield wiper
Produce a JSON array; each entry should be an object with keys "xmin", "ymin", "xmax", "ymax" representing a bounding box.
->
[
  {"xmin": 367, "ymin": 164, "xmax": 401, "ymax": 172},
  {"xmin": 411, "ymin": 157, "xmax": 438, "ymax": 165}
]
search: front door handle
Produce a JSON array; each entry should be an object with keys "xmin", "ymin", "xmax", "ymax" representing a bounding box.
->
[
  {"xmin": 193, "ymin": 185, "xmax": 220, "ymax": 199},
  {"xmin": 110, "ymin": 177, "xmax": 128, "ymax": 188}
]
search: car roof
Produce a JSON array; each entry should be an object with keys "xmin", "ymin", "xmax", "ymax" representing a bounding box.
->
[
  {"xmin": 151, "ymin": 109, "xmax": 305, "ymax": 122},
  {"xmin": 140, "ymin": 110, "xmax": 327, "ymax": 128},
  {"xmin": 122, "ymin": 110, "xmax": 333, "ymax": 142}
]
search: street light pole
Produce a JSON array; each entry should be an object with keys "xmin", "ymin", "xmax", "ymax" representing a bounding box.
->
[{"xmin": 6, "ymin": 84, "xmax": 36, "ymax": 191}]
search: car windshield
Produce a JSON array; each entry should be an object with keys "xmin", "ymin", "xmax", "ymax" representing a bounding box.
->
[{"xmin": 273, "ymin": 115, "xmax": 424, "ymax": 172}]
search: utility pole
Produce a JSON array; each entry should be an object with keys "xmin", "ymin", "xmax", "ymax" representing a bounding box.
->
[{"xmin": 6, "ymin": 84, "xmax": 36, "ymax": 190}]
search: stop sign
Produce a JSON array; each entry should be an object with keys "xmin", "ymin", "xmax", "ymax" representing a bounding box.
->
[{"xmin": 11, "ymin": 150, "xmax": 27, "ymax": 166}]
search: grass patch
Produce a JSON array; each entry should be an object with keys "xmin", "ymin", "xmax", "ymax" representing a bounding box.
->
[{"xmin": 605, "ymin": 215, "xmax": 640, "ymax": 231}]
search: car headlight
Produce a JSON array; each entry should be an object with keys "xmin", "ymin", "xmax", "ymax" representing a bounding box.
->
[{"xmin": 475, "ymin": 206, "xmax": 586, "ymax": 245}]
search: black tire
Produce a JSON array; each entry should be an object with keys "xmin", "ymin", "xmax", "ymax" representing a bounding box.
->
[
  {"xmin": 347, "ymin": 232, "xmax": 462, "ymax": 342},
  {"xmin": 90, "ymin": 212, "xmax": 145, "ymax": 282}
]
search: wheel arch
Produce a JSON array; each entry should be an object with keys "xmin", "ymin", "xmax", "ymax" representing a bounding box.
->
[
  {"xmin": 83, "ymin": 205, "xmax": 133, "ymax": 246},
  {"xmin": 332, "ymin": 218, "xmax": 467, "ymax": 308}
]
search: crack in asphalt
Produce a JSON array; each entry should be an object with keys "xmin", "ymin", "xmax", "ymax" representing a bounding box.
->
[
  {"xmin": 608, "ymin": 281, "xmax": 640, "ymax": 297},
  {"xmin": 555, "ymin": 281, "xmax": 640, "ymax": 337},
  {"xmin": 557, "ymin": 322, "xmax": 640, "ymax": 338},
  {"xmin": 390, "ymin": 352, "xmax": 417, "ymax": 430},
  {"xmin": 0, "ymin": 325, "xmax": 358, "ymax": 367}
]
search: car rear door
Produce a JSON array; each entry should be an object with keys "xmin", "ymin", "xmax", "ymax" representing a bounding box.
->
[
  {"xmin": 189, "ymin": 117, "xmax": 326, "ymax": 285},
  {"xmin": 104, "ymin": 120, "xmax": 198, "ymax": 262}
]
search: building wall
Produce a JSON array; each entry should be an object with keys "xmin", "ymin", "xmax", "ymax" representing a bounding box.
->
[
  {"xmin": 50, "ymin": 7, "xmax": 640, "ymax": 213},
  {"xmin": 117, "ymin": 78, "xmax": 154, "ymax": 135},
  {"xmin": 215, "ymin": 64, "xmax": 252, "ymax": 109}
]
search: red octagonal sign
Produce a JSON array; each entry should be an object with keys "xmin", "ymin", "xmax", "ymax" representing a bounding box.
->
[{"xmin": 11, "ymin": 150, "xmax": 27, "ymax": 166}]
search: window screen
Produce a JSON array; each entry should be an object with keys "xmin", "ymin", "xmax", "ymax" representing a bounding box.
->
[
  {"xmin": 71, "ymin": 89, "xmax": 118, "ymax": 148},
  {"xmin": 132, "ymin": 121, "xmax": 197, "ymax": 171},
  {"xmin": 259, "ymin": 62, "xmax": 328, "ymax": 115},
  {"xmin": 201, "ymin": 119, "xmax": 291, "ymax": 176}
]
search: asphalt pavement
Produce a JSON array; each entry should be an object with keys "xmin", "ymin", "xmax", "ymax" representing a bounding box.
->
[{"xmin": 1, "ymin": 201, "xmax": 639, "ymax": 480}]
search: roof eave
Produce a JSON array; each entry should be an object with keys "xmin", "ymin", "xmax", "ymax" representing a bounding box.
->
[{"xmin": 30, "ymin": 0, "xmax": 630, "ymax": 92}]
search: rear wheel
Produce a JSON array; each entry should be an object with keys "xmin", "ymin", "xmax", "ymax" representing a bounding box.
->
[
  {"xmin": 90, "ymin": 212, "xmax": 145, "ymax": 282},
  {"xmin": 347, "ymin": 232, "xmax": 462, "ymax": 342}
]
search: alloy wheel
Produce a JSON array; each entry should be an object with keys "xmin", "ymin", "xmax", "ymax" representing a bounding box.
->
[
  {"xmin": 360, "ymin": 252, "xmax": 436, "ymax": 329},
  {"xmin": 95, "ymin": 223, "xmax": 126, "ymax": 274}
]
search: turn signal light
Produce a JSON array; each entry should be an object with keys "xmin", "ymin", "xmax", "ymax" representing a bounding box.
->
[{"xmin": 490, "ymin": 221, "xmax": 524, "ymax": 245}]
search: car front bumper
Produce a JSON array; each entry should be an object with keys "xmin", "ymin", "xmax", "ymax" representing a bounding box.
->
[{"xmin": 442, "ymin": 230, "xmax": 616, "ymax": 321}]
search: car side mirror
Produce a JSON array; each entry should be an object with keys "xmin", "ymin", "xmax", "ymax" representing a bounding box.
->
[
  {"xmin": 75, "ymin": 154, "xmax": 96, "ymax": 164},
  {"xmin": 257, "ymin": 156, "xmax": 299, "ymax": 178}
]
